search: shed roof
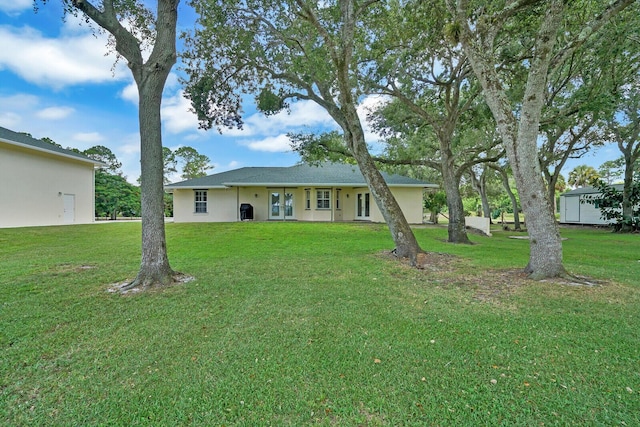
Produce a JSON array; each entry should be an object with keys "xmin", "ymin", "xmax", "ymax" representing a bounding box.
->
[
  {"xmin": 561, "ymin": 184, "xmax": 624, "ymax": 196},
  {"xmin": 0, "ymin": 126, "xmax": 104, "ymax": 166},
  {"xmin": 165, "ymin": 162, "xmax": 437, "ymax": 189}
]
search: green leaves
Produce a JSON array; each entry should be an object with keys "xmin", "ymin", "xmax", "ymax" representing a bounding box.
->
[
  {"xmin": 289, "ymin": 131, "xmax": 354, "ymax": 165},
  {"xmin": 173, "ymin": 146, "xmax": 213, "ymax": 180},
  {"xmin": 444, "ymin": 21, "xmax": 462, "ymax": 45},
  {"xmin": 94, "ymin": 170, "xmax": 141, "ymax": 219},
  {"xmin": 84, "ymin": 145, "xmax": 123, "ymax": 174},
  {"xmin": 256, "ymin": 86, "xmax": 288, "ymax": 116},
  {"xmin": 568, "ymin": 165, "xmax": 600, "ymax": 188}
]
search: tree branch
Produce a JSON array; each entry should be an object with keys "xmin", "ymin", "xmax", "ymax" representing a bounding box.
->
[{"xmin": 550, "ymin": 0, "xmax": 636, "ymax": 69}]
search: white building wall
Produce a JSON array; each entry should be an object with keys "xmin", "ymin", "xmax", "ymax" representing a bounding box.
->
[
  {"xmin": 366, "ymin": 187, "xmax": 424, "ymax": 224},
  {"xmin": 238, "ymin": 186, "xmax": 271, "ymax": 221},
  {"xmin": 0, "ymin": 143, "xmax": 96, "ymax": 228},
  {"xmin": 171, "ymin": 185, "xmax": 426, "ymax": 224},
  {"xmin": 560, "ymin": 193, "xmax": 612, "ymax": 225},
  {"xmin": 172, "ymin": 187, "xmax": 238, "ymax": 222},
  {"xmin": 390, "ymin": 187, "xmax": 425, "ymax": 224},
  {"xmin": 577, "ymin": 196, "xmax": 610, "ymax": 224}
]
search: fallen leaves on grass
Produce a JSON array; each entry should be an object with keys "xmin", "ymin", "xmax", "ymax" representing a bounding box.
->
[{"xmin": 378, "ymin": 250, "xmax": 610, "ymax": 304}]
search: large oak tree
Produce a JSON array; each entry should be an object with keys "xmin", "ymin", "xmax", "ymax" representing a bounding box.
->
[
  {"xmin": 50, "ymin": 0, "xmax": 181, "ymax": 289},
  {"xmin": 448, "ymin": 0, "xmax": 635, "ymax": 279},
  {"xmin": 184, "ymin": 0, "xmax": 423, "ymax": 263}
]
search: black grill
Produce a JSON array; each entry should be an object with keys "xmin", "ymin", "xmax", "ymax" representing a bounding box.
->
[{"xmin": 240, "ymin": 203, "xmax": 254, "ymax": 220}]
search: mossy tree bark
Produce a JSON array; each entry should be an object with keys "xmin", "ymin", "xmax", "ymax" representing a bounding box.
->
[{"xmin": 450, "ymin": 0, "xmax": 634, "ymax": 278}]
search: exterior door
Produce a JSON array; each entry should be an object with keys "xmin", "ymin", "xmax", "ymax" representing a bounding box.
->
[
  {"xmin": 564, "ymin": 196, "xmax": 580, "ymax": 222},
  {"xmin": 334, "ymin": 189, "xmax": 343, "ymax": 221},
  {"xmin": 63, "ymin": 194, "xmax": 75, "ymax": 223},
  {"xmin": 355, "ymin": 192, "xmax": 370, "ymax": 220},
  {"xmin": 269, "ymin": 191, "xmax": 294, "ymax": 220}
]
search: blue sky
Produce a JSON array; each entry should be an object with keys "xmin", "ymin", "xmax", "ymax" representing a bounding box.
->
[
  {"xmin": 0, "ymin": 1, "xmax": 347, "ymax": 183},
  {"xmin": 0, "ymin": 1, "xmax": 618, "ymax": 185}
]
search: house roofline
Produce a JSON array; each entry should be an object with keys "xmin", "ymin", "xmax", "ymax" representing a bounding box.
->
[
  {"xmin": 165, "ymin": 183, "xmax": 439, "ymax": 191},
  {"xmin": 222, "ymin": 181, "xmax": 437, "ymax": 188},
  {"xmin": 1, "ymin": 137, "xmax": 106, "ymax": 168}
]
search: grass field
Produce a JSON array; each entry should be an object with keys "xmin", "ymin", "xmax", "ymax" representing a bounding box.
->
[{"xmin": 1, "ymin": 222, "xmax": 638, "ymax": 426}]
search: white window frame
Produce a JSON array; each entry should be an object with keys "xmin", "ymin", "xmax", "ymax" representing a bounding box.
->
[
  {"xmin": 316, "ymin": 189, "xmax": 331, "ymax": 210},
  {"xmin": 194, "ymin": 190, "xmax": 208, "ymax": 213}
]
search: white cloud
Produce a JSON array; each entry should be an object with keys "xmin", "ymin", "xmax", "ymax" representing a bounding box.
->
[
  {"xmin": 0, "ymin": 111, "xmax": 22, "ymax": 129},
  {"xmin": 0, "ymin": 94, "xmax": 41, "ymax": 129},
  {"xmin": 36, "ymin": 106, "xmax": 75, "ymax": 120},
  {"xmin": 0, "ymin": 93, "xmax": 39, "ymax": 110},
  {"xmin": 217, "ymin": 121, "xmax": 255, "ymax": 137},
  {"xmin": 118, "ymin": 138, "xmax": 140, "ymax": 155},
  {"xmin": 247, "ymin": 100, "xmax": 334, "ymax": 135},
  {"xmin": 161, "ymin": 90, "xmax": 202, "ymax": 135},
  {"xmin": 120, "ymin": 82, "xmax": 139, "ymax": 104},
  {"xmin": 72, "ymin": 132, "xmax": 104, "ymax": 144},
  {"xmin": 216, "ymin": 99, "xmax": 336, "ymax": 138},
  {"xmin": 121, "ymin": 74, "xmax": 180, "ymax": 105},
  {"xmin": 357, "ymin": 94, "xmax": 390, "ymax": 151},
  {"xmin": 0, "ymin": 0, "xmax": 31, "ymax": 15},
  {"xmin": 211, "ymin": 160, "xmax": 242, "ymax": 173},
  {"xmin": 239, "ymin": 134, "xmax": 292, "ymax": 153},
  {"xmin": 357, "ymin": 95, "xmax": 388, "ymax": 129},
  {"xmin": 0, "ymin": 24, "xmax": 128, "ymax": 89},
  {"xmin": 115, "ymin": 134, "xmax": 142, "ymax": 184},
  {"xmin": 225, "ymin": 95, "xmax": 386, "ymax": 152},
  {"xmin": 164, "ymin": 73, "xmax": 180, "ymax": 92},
  {"xmin": 357, "ymin": 94, "xmax": 390, "ymax": 119}
]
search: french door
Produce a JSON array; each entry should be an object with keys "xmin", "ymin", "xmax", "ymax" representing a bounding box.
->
[
  {"xmin": 356, "ymin": 192, "xmax": 370, "ymax": 219},
  {"xmin": 269, "ymin": 191, "xmax": 295, "ymax": 220}
]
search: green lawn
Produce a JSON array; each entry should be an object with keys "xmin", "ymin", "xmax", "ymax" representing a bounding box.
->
[{"xmin": 1, "ymin": 222, "xmax": 638, "ymax": 426}]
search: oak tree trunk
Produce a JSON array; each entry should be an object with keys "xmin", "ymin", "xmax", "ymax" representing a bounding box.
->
[
  {"xmin": 128, "ymin": 70, "xmax": 175, "ymax": 288},
  {"xmin": 441, "ymin": 156, "xmax": 471, "ymax": 244},
  {"xmin": 458, "ymin": 0, "xmax": 566, "ymax": 278},
  {"xmin": 332, "ymin": 0, "xmax": 423, "ymax": 264},
  {"xmin": 342, "ymin": 110, "xmax": 423, "ymax": 263},
  {"xmin": 72, "ymin": 0, "xmax": 180, "ymax": 289}
]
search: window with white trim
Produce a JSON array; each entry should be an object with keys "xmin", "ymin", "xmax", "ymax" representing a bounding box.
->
[
  {"xmin": 316, "ymin": 189, "xmax": 330, "ymax": 209},
  {"xmin": 194, "ymin": 190, "xmax": 208, "ymax": 213}
]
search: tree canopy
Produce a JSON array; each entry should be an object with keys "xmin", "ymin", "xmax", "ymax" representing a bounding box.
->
[
  {"xmin": 184, "ymin": 0, "xmax": 424, "ymax": 262},
  {"xmin": 41, "ymin": 0, "xmax": 182, "ymax": 290},
  {"xmin": 448, "ymin": 0, "xmax": 636, "ymax": 279}
]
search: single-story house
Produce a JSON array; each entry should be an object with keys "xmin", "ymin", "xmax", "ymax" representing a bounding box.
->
[
  {"xmin": 165, "ymin": 162, "xmax": 437, "ymax": 223},
  {"xmin": 559, "ymin": 184, "xmax": 624, "ymax": 225},
  {"xmin": 0, "ymin": 126, "xmax": 103, "ymax": 228}
]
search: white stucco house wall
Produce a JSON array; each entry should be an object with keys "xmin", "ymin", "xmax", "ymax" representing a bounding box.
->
[
  {"xmin": 559, "ymin": 185, "xmax": 625, "ymax": 225},
  {"xmin": 165, "ymin": 162, "xmax": 437, "ymax": 224},
  {"xmin": 0, "ymin": 126, "xmax": 104, "ymax": 228}
]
